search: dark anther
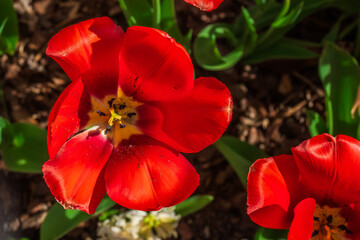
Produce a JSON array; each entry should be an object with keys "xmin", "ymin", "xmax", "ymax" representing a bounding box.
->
[
  {"xmin": 127, "ymin": 112, "xmax": 136, "ymax": 118},
  {"xmin": 118, "ymin": 104, "xmax": 126, "ymax": 110},
  {"xmin": 338, "ymin": 225, "xmax": 352, "ymax": 234},
  {"xmin": 134, "ymin": 76, "xmax": 139, "ymax": 81},
  {"xmin": 105, "ymin": 125, "xmax": 111, "ymax": 135},
  {"xmin": 108, "ymin": 98, "xmax": 115, "ymax": 108},
  {"xmin": 96, "ymin": 110, "xmax": 106, "ymax": 116},
  {"xmin": 311, "ymin": 230, "xmax": 319, "ymax": 237},
  {"xmin": 120, "ymin": 123, "xmax": 126, "ymax": 128},
  {"xmin": 327, "ymin": 215, "xmax": 333, "ymax": 223},
  {"xmin": 314, "ymin": 216, "xmax": 320, "ymax": 221}
]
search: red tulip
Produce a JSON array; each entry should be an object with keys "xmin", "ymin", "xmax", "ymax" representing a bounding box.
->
[
  {"xmin": 183, "ymin": 0, "xmax": 224, "ymax": 11},
  {"xmin": 43, "ymin": 17, "xmax": 232, "ymax": 214},
  {"xmin": 247, "ymin": 133, "xmax": 360, "ymax": 239}
]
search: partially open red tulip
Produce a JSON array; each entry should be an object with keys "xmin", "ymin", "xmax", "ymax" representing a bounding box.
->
[
  {"xmin": 184, "ymin": 0, "xmax": 224, "ymax": 11},
  {"xmin": 43, "ymin": 17, "xmax": 232, "ymax": 214},
  {"xmin": 247, "ymin": 133, "xmax": 360, "ymax": 239}
]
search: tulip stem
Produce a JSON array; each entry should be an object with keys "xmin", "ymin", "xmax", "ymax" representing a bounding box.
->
[{"xmin": 152, "ymin": 0, "xmax": 161, "ymax": 29}]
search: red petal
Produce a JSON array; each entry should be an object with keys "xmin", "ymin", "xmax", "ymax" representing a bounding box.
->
[
  {"xmin": 288, "ymin": 198, "xmax": 316, "ymax": 240},
  {"xmin": 346, "ymin": 203, "xmax": 360, "ymax": 238},
  {"xmin": 105, "ymin": 144, "xmax": 199, "ymax": 211},
  {"xmin": 43, "ymin": 129, "xmax": 113, "ymax": 214},
  {"xmin": 247, "ymin": 155, "xmax": 303, "ymax": 229},
  {"xmin": 331, "ymin": 135, "xmax": 360, "ymax": 204},
  {"xmin": 292, "ymin": 134, "xmax": 360, "ymax": 204},
  {"xmin": 46, "ymin": 17, "xmax": 124, "ymax": 99},
  {"xmin": 291, "ymin": 134, "xmax": 336, "ymax": 203},
  {"xmin": 119, "ymin": 26, "xmax": 194, "ymax": 102},
  {"xmin": 47, "ymin": 80, "xmax": 91, "ymax": 159},
  {"xmin": 136, "ymin": 77, "xmax": 232, "ymax": 153},
  {"xmin": 183, "ymin": 0, "xmax": 224, "ymax": 11}
]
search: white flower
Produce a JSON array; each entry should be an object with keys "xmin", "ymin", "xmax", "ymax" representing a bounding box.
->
[{"xmin": 97, "ymin": 207, "xmax": 180, "ymax": 240}]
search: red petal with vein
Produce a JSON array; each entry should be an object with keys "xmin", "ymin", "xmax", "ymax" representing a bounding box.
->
[
  {"xmin": 119, "ymin": 26, "xmax": 194, "ymax": 102},
  {"xmin": 105, "ymin": 144, "xmax": 199, "ymax": 211},
  {"xmin": 46, "ymin": 17, "xmax": 124, "ymax": 99},
  {"xmin": 43, "ymin": 129, "xmax": 113, "ymax": 214},
  {"xmin": 47, "ymin": 80, "xmax": 91, "ymax": 159},
  {"xmin": 183, "ymin": 0, "xmax": 224, "ymax": 11},
  {"xmin": 136, "ymin": 77, "xmax": 232, "ymax": 153},
  {"xmin": 247, "ymin": 155, "xmax": 303, "ymax": 229},
  {"xmin": 331, "ymin": 135, "xmax": 360, "ymax": 204},
  {"xmin": 288, "ymin": 198, "xmax": 316, "ymax": 240}
]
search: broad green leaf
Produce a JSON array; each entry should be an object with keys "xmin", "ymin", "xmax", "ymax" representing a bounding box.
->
[
  {"xmin": 322, "ymin": 16, "xmax": 342, "ymax": 44},
  {"xmin": 0, "ymin": 0, "xmax": 19, "ymax": 55},
  {"xmin": 118, "ymin": 0, "xmax": 153, "ymax": 27},
  {"xmin": 1, "ymin": 123, "xmax": 48, "ymax": 173},
  {"xmin": 215, "ymin": 136, "xmax": 267, "ymax": 188},
  {"xmin": 244, "ymin": 38, "xmax": 318, "ymax": 64},
  {"xmin": 175, "ymin": 195, "xmax": 213, "ymax": 217},
  {"xmin": 0, "ymin": 117, "xmax": 11, "ymax": 146},
  {"xmin": 319, "ymin": 42, "xmax": 360, "ymax": 137},
  {"xmin": 255, "ymin": 227, "xmax": 288, "ymax": 240},
  {"xmin": 194, "ymin": 24, "xmax": 244, "ymax": 71},
  {"xmin": 40, "ymin": 196, "xmax": 116, "ymax": 240},
  {"xmin": 306, "ymin": 109, "xmax": 327, "ymax": 137}
]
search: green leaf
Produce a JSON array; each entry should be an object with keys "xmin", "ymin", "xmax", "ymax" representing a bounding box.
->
[
  {"xmin": 0, "ymin": 0, "xmax": 19, "ymax": 55},
  {"xmin": 40, "ymin": 196, "xmax": 116, "ymax": 240},
  {"xmin": 319, "ymin": 42, "xmax": 360, "ymax": 137},
  {"xmin": 160, "ymin": 0, "xmax": 192, "ymax": 53},
  {"xmin": 0, "ymin": 117, "xmax": 11, "ymax": 146},
  {"xmin": 175, "ymin": 195, "xmax": 214, "ymax": 217},
  {"xmin": 194, "ymin": 24, "xmax": 244, "ymax": 71},
  {"xmin": 244, "ymin": 38, "xmax": 318, "ymax": 64},
  {"xmin": 215, "ymin": 136, "xmax": 267, "ymax": 188},
  {"xmin": 1, "ymin": 123, "xmax": 48, "ymax": 173},
  {"xmin": 255, "ymin": 227, "xmax": 288, "ymax": 240},
  {"xmin": 271, "ymin": 1, "xmax": 303, "ymax": 28},
  {"xmin": 118, "ymin": 0, "xmax": 153, "ymax": 27},
  {"xmin": 306, "ymin": 109, "xmax": 327, "ymax": 137},
  {"xmin": 193, "ymin": 8, "xmax": 257, "ymax": 71}
]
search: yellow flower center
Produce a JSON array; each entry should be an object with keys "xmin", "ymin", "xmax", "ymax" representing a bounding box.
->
[
  {"xmin": 87, "ymin": 88, "xmax": 143, "ymax": 146},
  {"xmin": 311, "ymin": 204, "xmax": 351, "ymax": 240}
]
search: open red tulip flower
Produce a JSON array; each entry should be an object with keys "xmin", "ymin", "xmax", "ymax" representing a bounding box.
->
[
  {"xmin": 247, "ymin": 133, "xmax": 360, "ymax": 240},
  {"xmin": 184, "ymin": 0, "xmax": 224, "ymax": 11},
  {"xmin": 43, "ymin": 17, "xmax": 232, "ymax": 214}
]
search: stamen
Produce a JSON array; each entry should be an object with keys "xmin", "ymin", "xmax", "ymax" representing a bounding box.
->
[
  {"xmin": 105, "ymin": 125, "xmax": 111, "ymax": 135},
  {"xmin": 118, "ymin": 104, "xmax": 126, "ymax": 110},
  {"xmin": 120, "ymin": 123, "xmax": 126, "ymax": 128},
  {"xmin": 96, "ymin": 110, "xmax": 106, "ymax": 116},
  {"xmin": 108, "ymin": 98, "xmax": 115, "ymax": 108},
  {"xmin": 338, "ymin": 225, "xmax": 352, "ymax": 234},
  {"xmin": 326, "ymin": 215, "xmax": 333, "ymax": 224},
  {"xmin": 314, "ymin": 216, "xmax": 320, "ymax": 221},
  {"xmin": 127, "ymin": 112, "xmax": 136, "ymax": 118}
]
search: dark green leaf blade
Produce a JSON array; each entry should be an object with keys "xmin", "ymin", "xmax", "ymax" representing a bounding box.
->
[
  {"xmin": 215, "ymin": 136, "xmax": 267, "ymax": 188},
  {"xmin": 118, "ymin": 0, "xmax": 153, "ymax": 27},
  {"xmin": 40, "ymin": 196, "xmax": 116, "ymax": 240},
  {"xmin": 244, "ymin": 38, "xmax": 318, "ymax": 64},
  {"xmin": 175, "ymin": 195, "xmax": 214, "ymax": 217},
  {"xmin": 2, "ymin": 123, "xmax": 48, "ymax": 173},
  {"xmin": 0, "ymin": 0, "xmax": 19, "ymax": 55},
  {"xmin": 319, "ymin": 42, "xmax": 360, "ymax": 137}
]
